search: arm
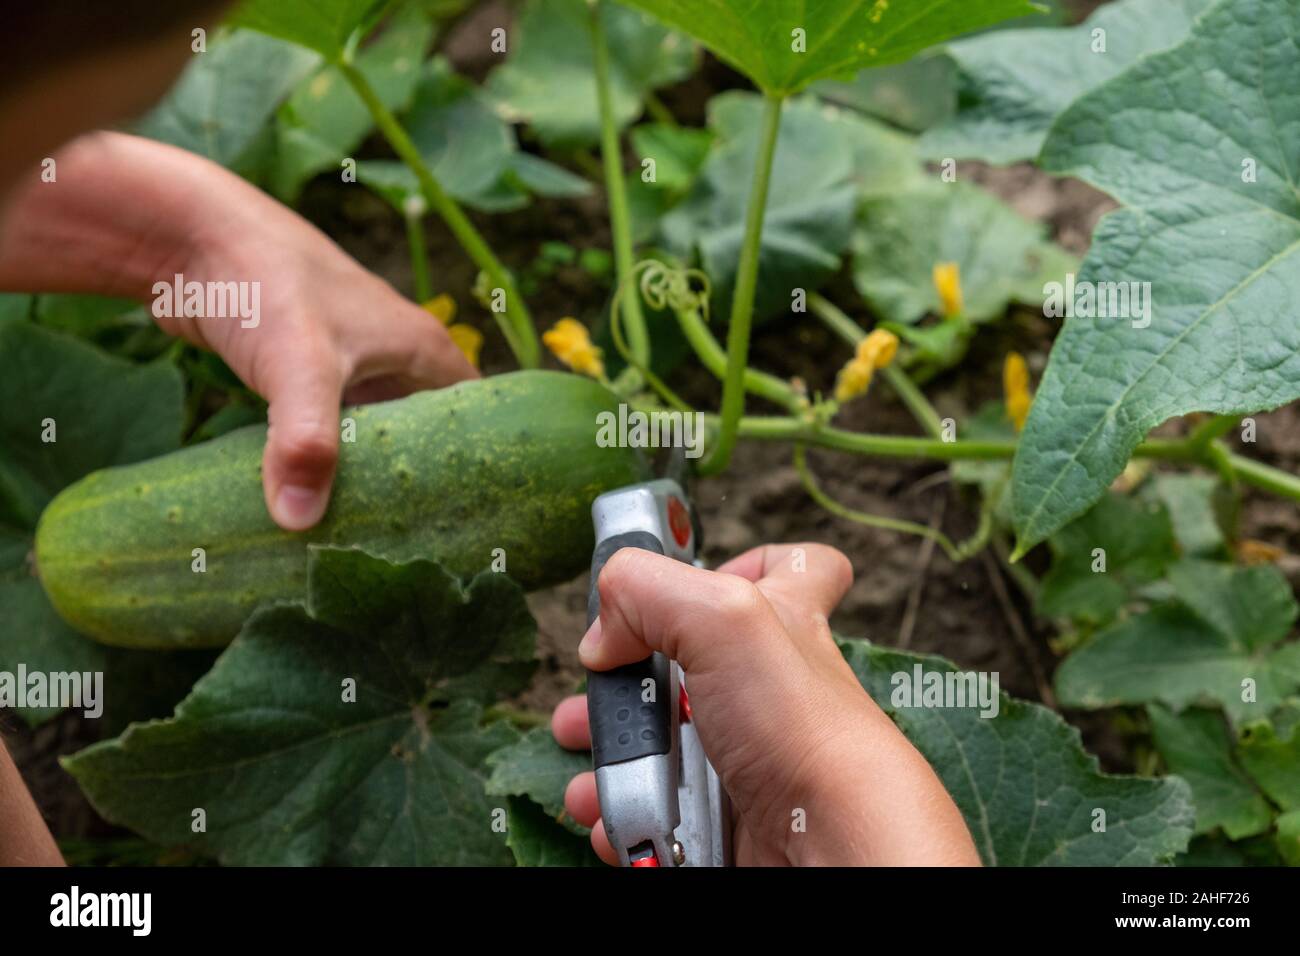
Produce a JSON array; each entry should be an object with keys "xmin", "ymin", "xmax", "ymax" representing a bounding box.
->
[
  {"xmin": 0, "ymin": 740, "xmax": 63, "ymax": 866},
  {"xmin": 0, "ymin": 131, "xmax": 477, "ymax": 529}
]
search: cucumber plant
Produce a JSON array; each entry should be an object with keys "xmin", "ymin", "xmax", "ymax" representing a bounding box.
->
[{"xmin": 2, "ymin": 0, "xmax": 1298, "ymax": 867}]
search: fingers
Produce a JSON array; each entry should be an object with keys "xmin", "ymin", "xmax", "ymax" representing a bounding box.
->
[
  {"xmin": 259, "ymin": 348, "xmax": 346, "ymax": 531},
  {"xmin": 562, "ymin": 774, "xmax": 617, "ymax": 866},
  {"xmin": 715, "ymin": 542, "xmax": 854, "ymax": 619},
  {"xmin": 579, "ymin": 548, "xmax": 787, "ymax": 674},
  {"xmin": 348, "ymin": 295, "xmax": 479, "ymax": 392},
  {"xmin": 550, "ymin": 695, "xmax": 590, "ymax": 750}
]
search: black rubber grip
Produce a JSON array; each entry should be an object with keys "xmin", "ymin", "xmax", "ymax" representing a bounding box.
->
[{"xmin": 586, "ymin": 532, "xmax": 672, "ymax": 769}]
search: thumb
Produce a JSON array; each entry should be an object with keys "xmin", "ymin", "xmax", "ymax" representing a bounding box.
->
[
  {"xmin": 260, "ymin": 352, "xmax": 345, "ymax": 531},
  {"xmin": 579, "ymin": 548, "xmax": 791, "ymax": 680}
]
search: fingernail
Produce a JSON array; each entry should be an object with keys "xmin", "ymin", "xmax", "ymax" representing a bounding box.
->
[
  {"xmin": 577, "ymin": 619, "xmax": 603, "ymax": 664},
  {"xmin": 274, "ymin": 484, "xmax": 328, "ymax": 530}
]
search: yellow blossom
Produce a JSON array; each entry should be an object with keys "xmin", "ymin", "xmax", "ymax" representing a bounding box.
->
[
  {"xmin": 543, "ymin": 317, "xmax": 605, "ymax": 379},
  {"xmin": 932, "ymin": 262, "xmax": 963, "ymax": 319},
  {"xmin": 1237, "ymin": 539, "xmax": 1285, "ymax": 566},
  {"xmin": 421, "ymin": 293, "xmax": 457, "ymax": 325},
  {"xmin": 835, "ymin": 329, "xmax": 898, "ymax": 403},
  {"xmin": 447, "ymin": 324, "xmax": 483, "ymax": 369},
  {"xmin": 857, "ymin": 328, "xmax": 898, "ymax": 369},
  {"xmin": 834, "ymin": 358, "xmax": 874, "ymax": 403},
  {"xmin": 1003, "ymin": 352, "xmax": 1032, "ymax": 431}
]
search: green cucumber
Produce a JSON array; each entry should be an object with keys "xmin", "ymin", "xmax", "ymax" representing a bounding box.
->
[{"xmin": 35, "ymin": 371, "xmax": 648, "ymax": 649}]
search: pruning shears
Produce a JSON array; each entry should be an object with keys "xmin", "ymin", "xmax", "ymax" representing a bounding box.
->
[{"xmin": 585, "ymin": 455, "xmax": 733, "ymax": 867}]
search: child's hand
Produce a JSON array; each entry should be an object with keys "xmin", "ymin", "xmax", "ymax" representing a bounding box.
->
[
  {"xmin": 551, "ymin": 543, "xmax": 982, "ymax": 866},
  {"xmin": 0, "ymin": 132, "xmax": 478, "ymax": 531}
]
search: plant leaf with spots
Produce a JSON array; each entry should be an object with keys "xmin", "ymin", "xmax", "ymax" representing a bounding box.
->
[
  {"xmin": 839, "ymin": 638, "xmax": 1195, "ymax": 865},
  {"xmin": 618, "ymin": 0, "xmax": 1040, "ymax": 96},
  {"xmin": 1011, "ymin": 0, "xmax": 1300, "ymax": 553},
  {"xmin": 64, "ymin": 549, "xmax": 535, "ymax": 865}
]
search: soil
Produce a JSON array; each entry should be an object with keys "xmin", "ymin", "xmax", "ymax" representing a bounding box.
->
[{"xmin": 9, "ymin": 0, "xmax": 1300, "ymax": 843}]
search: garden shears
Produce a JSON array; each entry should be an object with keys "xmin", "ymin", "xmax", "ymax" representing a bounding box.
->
[{"xmin": 585, "ymin": 460, "xmax": 733, "ymax": 867}]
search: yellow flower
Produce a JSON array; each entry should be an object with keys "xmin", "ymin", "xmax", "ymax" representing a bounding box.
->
[
  {"xmin": 543, "ymin": 317, "xmax": 605, "ymax": 380},
  {"xmin": 834, "ymin": 358, "xmax": 874, "ymax": 403},
  {"xmin": 835, "ymin": 328, "xmax": 898, "ymax": 403},
  {"xmin": 1003, "ymin": 352, "xmax": 1032, "ymax": 432},
  {"xmin": 1237, "ymin": 539, "xmax": 1284, "ymax": 566},
  {"xmin": 857, "ymin": 328, "xmax": 898, "ymax": 369},
  {"xmin": 447, "ymin": 324, "xmax": 483, "ymax": 369},
  {"xmin": 421, "ymin": 293, "xmax": 457, "ymax": 325},
  {"xmin": 932, "ymin": 262, "xmax": 963, "ymax": 319}
]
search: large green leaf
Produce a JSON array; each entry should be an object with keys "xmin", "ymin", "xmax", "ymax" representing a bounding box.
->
[
  {"xmin": 486, "ymin": 725, "xmax": 591, "ymax": 835},
  {"xmin": 136, "ymin": 30, "xmax": 320, "ymax": 170},
  {"xmin": 0, "ymin": 323, "xmax": 183, "ymax": 527},
  {"xmin": 1037, "ymin": 492, "xmax": 1174, "ymax": 626},
  {"xmin": 840, "ymin": 639, "xmax": 1194, "ymax": 865},
  {"xmin": 920, "ymin": 0, "xmax": 1213, "ymax": 164},
  {"xmin": 1147, "ymin": 704, "xmax": 1272, "ymax": 839},
  {"xmin": 486, "ymin": 726, "xmax": 601, "ymax": 866},
  {"xmin": 232, "ymin": 0, "xmax": 383, "ymax": 58},
  {"xmin": 661, "ymin": 92, "xmax": 916, "ymax": 320},
  {"xmin": 1055, "ymin": 567, "xmax": 1300, "ymax": 727},
  {"xmin": 852, "ymin": 181, "xmax": 1077, "ymax": 325},
  {"xmin": 65, "ymin": 549, "xmax": 536, "ymax": 866},
  {"xmin": 1238, "ymin": 719, "xmax": 1300, "ymax": 811},
  {"xmin": 617, "ymin": 0, "xmax": 1040, "ymax": 96},
  {"xmin": 487, "ymin": 0, "xmax": 694, "ymax": 148},
  {"xmin": 404, "ymin": 58, "xmax": 520, "ymax": 206},
  {"xmin": 502, "ymin": 797, "xmax": 601, "ymax": 866},
  {"xmin": 0, "ymin": 323, "xmax": 185, "ymax": 723},
  {"xmin": 1011, "ymin": 0, "xmax": 1300, "ymax": 553},
  {"xmin": 271, "ymin": 11, "xmax": 432, "ymax": 201}
]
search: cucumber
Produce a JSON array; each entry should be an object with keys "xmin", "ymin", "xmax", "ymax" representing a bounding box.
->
[{"xmin": 35, "ymin": 371, "xmax": 649, "ymax": 649}]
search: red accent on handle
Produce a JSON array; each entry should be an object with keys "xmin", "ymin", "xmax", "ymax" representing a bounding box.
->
[
  {"xmin": 679, "ymin": 685, "xmax": 693, "ymax": 724},
  {"xmin": 667, "ymin": 496, "xmax": 692, "ymax": 549},
  {"xmin": 630, "ymin": 855, "xmax": 661, "ymax": 867}
]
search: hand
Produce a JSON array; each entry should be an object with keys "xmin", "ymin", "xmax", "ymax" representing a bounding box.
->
[
  {"xmin": 0, "ymin": 132, "xmax": 478, "ymax": 531},
  {"xmin": 551, "ymin": 543, "xmax": 982, "ymax": 866}
]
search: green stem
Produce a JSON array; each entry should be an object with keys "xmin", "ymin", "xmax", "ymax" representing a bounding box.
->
[
  {"xmin": 674, "ymin": 304, "xmax": 801, "ymax": 412},
  {"xmin": 404, "ymin": 209, "xmax": 432, "ymax": 303},
  {"xmin": 1226, "ymin": 451, "xmax": 1300, "ymax": 500},
  {"xmin": 1188, "ymin": 414, "xmax": 1239, "ymax": 450},
  {"xmin": 698, "ymin": 93, "xmax": 785, "ymax": 476},
  {"xmin": 591, "ymin": 2, "xmax": 649, "ymax": 365},
  {"xmin": 340, "ymin": 61, "xmax": 539, "ymax": 368},
  {"xmin": 808, "ymin": 292, "xmax": 945, "ymax": 439},
  {"xmin": 730, "ymin": 416, "xmax": 1014, "ymax": 460},
  {"xmin": 726, "ymin": 412, "xmax": 1300, "ymax": 511},
  {"xmin": 644, "ymin": 91, "xmax": 677, "ymax": 127},
  {"xmin": 794, "ymin": 445, "xmax": 976, "ymax": 562}
]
